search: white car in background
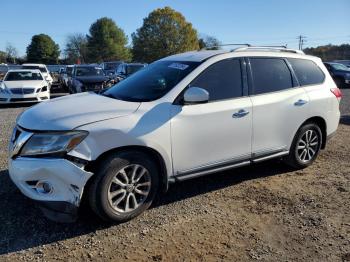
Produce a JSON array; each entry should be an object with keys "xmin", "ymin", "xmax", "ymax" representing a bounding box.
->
[
  {"xmin": 0, "ymin": 69, "xmax": 50, "ymax": 103},
  {"xmin": 22, "ymin": 64, "xmax": 53, "ymax": 86}
]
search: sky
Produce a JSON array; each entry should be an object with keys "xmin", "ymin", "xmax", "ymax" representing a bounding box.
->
[{"xmin": 0, "ymin": 0, "xmax": 349, "ymax": 57}]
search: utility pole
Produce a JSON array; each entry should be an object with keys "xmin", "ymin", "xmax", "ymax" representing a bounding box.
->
[{"xmin": 297, "ymin": 35, "xmax": 307, "ymax": 50}]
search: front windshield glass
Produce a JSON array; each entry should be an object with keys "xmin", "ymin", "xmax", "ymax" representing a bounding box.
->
[
  {"xmin": 105, "ymin": 62, "xmax": 121, "ymax": 70},
  {"xmin": 331, "ymin": 63, "xmax": 349, "ymax": 71},
  {"xmin": 76, "ymin": 67, "xmax": 104, "ymax": 76},
  {"xmin": 127, "ymin": 65, "xmax": 145, "ymax": 75},
  {"xmin": 22, "ymin": 66, "xmax": 47, "ymax": 73},
  {"xmin": 66, "ymin": 66, "xmax": 73, "ymax": 75},
  {"xmin": 103, "ymin": 60, "xmax": 200, "ymax": 102},
  {"xmin": 5, "ymin": 71, "xmax": 43, "ymax": 81}
]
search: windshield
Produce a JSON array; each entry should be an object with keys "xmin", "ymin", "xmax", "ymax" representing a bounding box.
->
[
  {"xmin": 103, "ymin": 60, "xmax": 200, "ymax": 102},
  {"xmin": 331, "ymin": 63, "xmax": 349, "ymax": 71},
  {"xmin": 76, "ymin": 67, "xmax": 104, "ymax": 76},
  {"xmin": 5, "ymin": 71, "xmax": 43, "ymax": 81},
  {"xmin": 22, "ymin": 66, "xmax": 47, "ymax": 73},
  {"xmin": 66, "ymin": 66, "xmax": 73, "ymax": 75},
  {"xmin": 127, "ymin": 65, "xmax": 145, "ymax": 75},
  {"xmin": 105, "ymin": 62, "xmax": 121, "ymax": 70}
]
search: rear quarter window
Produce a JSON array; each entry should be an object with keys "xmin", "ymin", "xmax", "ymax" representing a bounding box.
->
[
  {"xmin": 288, "ymin": 58, "xmax": 325, "ymax": 86},
  {"xmin": 249, "ymin": 58, "xmax": 293, "ymax": 95}
]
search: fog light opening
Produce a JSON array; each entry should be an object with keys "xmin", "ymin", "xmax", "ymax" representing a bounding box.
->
[{"xmin": 36, "ymin": 181, "xmax": 53, "ymax": 194}]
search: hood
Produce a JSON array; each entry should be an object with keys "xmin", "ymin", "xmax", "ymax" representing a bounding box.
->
[
  {"xmin": 75, "ymin": 76, "xmax": 109, "ymax": 83},
  {"xmin": 18, "ymin": 92, "xmax": 140, "ymax": 131},
  {"xmin": 4, "ymin": 80, "xmax": 46, "ymax": 89}
]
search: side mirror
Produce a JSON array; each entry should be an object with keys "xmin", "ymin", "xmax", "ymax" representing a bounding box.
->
[{"xmin": 183, "ymin": 87, "xmax": 209, "ymax": 104}]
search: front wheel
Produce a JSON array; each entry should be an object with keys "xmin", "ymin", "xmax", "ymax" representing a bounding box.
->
[
  {"xmin": 284, "ymin": 123, "xmax": 322, "ymax": 169},
  {"xmin": 88, "ymin": 151, "xmax": 159, "ymax": 223}
]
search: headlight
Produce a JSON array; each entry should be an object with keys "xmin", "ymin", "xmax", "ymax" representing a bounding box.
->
[
  {"xmin": 346, "ymin": 73, "xmax": 350, "ymax": 79},
  {"xmin": 20, "ymin": 130, "xmax": 88, "ymax": 156},
  {"xmin": 0, "ymin": 82, "xmax": 10, "ymax": 94}
]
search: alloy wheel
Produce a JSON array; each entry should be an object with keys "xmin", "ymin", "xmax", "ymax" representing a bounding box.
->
[
  {"xmin": 107, "ymin": 164, "xmax": 151, "ymax": 213},
  {"xmin": 297, "ymin": 129, "xmax": 320, "ymax": 163}
]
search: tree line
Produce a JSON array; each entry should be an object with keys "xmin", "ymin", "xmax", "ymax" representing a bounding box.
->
[
  {"xmin": 0, "ymin": 7, "xmax": 220, "ymax": 65},
  {"xmin": 304, "ymin": 44, "xmax": 350, "ymax": 61},
  {"xmin": 1, "ymin": 6, "xmax": 349, "ymax": 65}
]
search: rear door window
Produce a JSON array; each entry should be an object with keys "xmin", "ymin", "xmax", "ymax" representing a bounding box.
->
[
  {"xmin": 288, "ymin": 58, "xmax": 325, "ymax": 86},
  {"xmin": 249, "ymin": 58, "xmax": 293, "ymax": 95}
]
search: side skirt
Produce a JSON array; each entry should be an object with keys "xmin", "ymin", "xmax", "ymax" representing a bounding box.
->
[{"xmin": 173, "ymin": 150, "xmax": 289, "ymax": 182}]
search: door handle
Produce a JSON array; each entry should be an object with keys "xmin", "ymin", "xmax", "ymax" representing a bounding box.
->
[
  {"xmin": 233, "ymin": 109, "xmax": 249, "ymax": 118},
  {"xmin": 294, "ymin": 99, "xmax": 308, "ymax": 106}
]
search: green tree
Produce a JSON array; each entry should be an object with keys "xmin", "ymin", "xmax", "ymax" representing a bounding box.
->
[
  {"xmin": 132, "ymin": 7, "xmax": 199, "ymax": 63},
  {"xmin": 64, "ymin": 33, "xmax": 88, "ymax": 64},
  {"xmin": 198, "ymin": 35, "xmax": 221, "ymax": 50},
  {"xmin": 26, "ymin": 34, "xmax": 60, "ymax": 64},
  {"xmin": 87, "ymin": 17, "xmax": 131, "ymax": 62},
  {"xmin": 0, "ymin": 51, "xmax": 6, "ymax": 63}
]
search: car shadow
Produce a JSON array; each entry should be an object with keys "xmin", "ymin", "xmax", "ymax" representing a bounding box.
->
[
  {"xmin": 340, "ymin": 115, "xmax": 350, "ymax": 126},
  {"xmin": 0, "ymin": 160, "xmax": 293, "ymax": 255}
]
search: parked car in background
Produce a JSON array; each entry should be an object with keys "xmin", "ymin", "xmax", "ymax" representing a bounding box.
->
[
  {"xmin": 0, "ymin": 69, "xmax": 50, "ymax": 103},
  {"xmin": 47, "ymin": 65, "xmax": 63, "ymax": 86},
  {"xmin": 324, "ymin": 62, "xmax": 350, "ymax": 88},
  {"xmin": 58, "ymin": 67, "xmax": 66, "ymax": 86},
  {"xmin": 332, "ymin": 60, "xmax": 350, "ymax": 68},
  {"xmin": 22, "ymin": 64, "xmax": 53, "ymax": 86},
  {"xmin": 69, "ymin": 65, "xmax": 110, "ymax": 93},
  {"xmin": 100, "ymin": 61, "xmax": 123, "ymax": 76},
  {"xmin": 63, "ymin": 65, "xmax": 74, "ymax": 90},
  {"xmin": 115, "ymin": 63, "xmax": 147, "ymax": 82},
  {"xmin": 8, "ymin": 47, "xmax": 341, "ymax": 223},
  {"xmin": 0, "ymin": 63, "xmax": 8, "ymax": 80}
]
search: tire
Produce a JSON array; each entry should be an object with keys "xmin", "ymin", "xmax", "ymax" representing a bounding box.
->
[
  {"xmin": 89, "ymin": 151, "xmax": 159, "ymax": 223},
  {"xmin": 284, "ymin": 123, "xmax": 322, "ymax": 169}
]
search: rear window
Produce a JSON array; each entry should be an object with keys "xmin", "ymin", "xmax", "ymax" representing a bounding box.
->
[
  {"xmin": 22, "ymin": 66, "xmax": 47, "ymax": 73},
  {"xmin": 250, "ymin": 58, "xmax": 293, "ymax": 95},
  {"xmin": 288, "ymin": 58, "xmax": 325, "ymax": 86}
]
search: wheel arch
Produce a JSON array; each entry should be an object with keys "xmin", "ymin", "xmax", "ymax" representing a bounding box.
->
[
  {"xmin": 300, "ymin": 116, "xmax": 327, "ymax": 149},
  {"xmin": 86, "ymin": 145, "xmax": 170, "ymax": 193}
]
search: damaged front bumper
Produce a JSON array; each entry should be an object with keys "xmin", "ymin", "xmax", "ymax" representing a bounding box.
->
[{"xmin": 8, "ymin": 157, "xmax": 93, "ymax": 222}]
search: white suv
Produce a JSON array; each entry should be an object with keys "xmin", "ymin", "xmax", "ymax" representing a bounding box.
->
[
  {"xmin": 22, "ymin": 64, "xmax": 53, "ymax": 86},
  {"xmin": 8, "ymin": 47, "xmax": 341, "ymax": 223}
]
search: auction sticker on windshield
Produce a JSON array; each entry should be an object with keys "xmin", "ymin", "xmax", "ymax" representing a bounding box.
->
[{"xmin": 168, "ymin": 63, "xmax": 189, "ymax": 70}]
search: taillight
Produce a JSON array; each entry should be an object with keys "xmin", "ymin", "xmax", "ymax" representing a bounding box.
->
[{"xmin": 330, "ymin": 88, "xmax": 342, "ymax": 99}]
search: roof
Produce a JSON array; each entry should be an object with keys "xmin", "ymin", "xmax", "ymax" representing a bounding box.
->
[
  {"xmin": 160, "ymin": 50, "xmax": 228, "ymax": 62},
  {"xmin": 159, "ymin": 47, "xmax": 309, "ymax": 62},
  {"xmin": 6, "ymin": 69, "xmax": 42, "ymax": 73},
  {"xmin": 75, "ymin": 64, "xmax": 102, "ymax": 68},
  {"xmin": 22, "ymin": 63, "xmax": 46, "ymax": 67}
]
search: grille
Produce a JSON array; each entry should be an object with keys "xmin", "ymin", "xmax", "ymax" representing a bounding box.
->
[
  {"xmin": 10, "ymin": 88, "xmax": 35, "ymax": 95},
  {"xmin": 10, "ymin": 88, "xmax": 22, "ymax": 94},
  {"xmin": 84, "ymin": 83, "xmax": 103, "ymax": 91}
]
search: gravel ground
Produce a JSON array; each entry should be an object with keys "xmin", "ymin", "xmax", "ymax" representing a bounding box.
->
[{"xmin": 0, "ymin": 90, "xmax": 349, "ymax": 261}]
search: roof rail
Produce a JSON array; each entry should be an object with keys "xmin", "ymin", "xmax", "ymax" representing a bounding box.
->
[
  {"xmin": 234, "ymin": 46, "xmax": 305, "ymax": 54},
  {"xmin": 201, "ymin": 43, "xmax": 251, "ymax": 50}
]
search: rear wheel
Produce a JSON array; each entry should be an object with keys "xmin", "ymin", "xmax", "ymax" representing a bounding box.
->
[
  {"xmin": 284, "ymin": 123, "xmax": 322, "ymax": 169},
  {"xmin": 89, "ymin": 151, "xmax": 159, "ymax": 222}
]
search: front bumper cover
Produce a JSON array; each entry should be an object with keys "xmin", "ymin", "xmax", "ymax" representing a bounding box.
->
[{"xmin": 8, "ymin": 157, "xmax": 93, "ymax": 222}]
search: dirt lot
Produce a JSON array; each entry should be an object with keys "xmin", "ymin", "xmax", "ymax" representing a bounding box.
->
[{"xmin": 0, "ymin": 90, "xmax": 349, "ymax": 261}]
